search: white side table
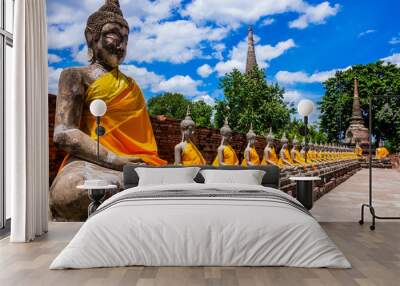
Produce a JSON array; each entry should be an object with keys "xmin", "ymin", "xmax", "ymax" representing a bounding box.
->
[
  {"xmin": 289, "ymin": 176, "xmax": 321, "ymax": 210},
  {"xmin": 77, "ymin": 184, "xmax": 117, "ymax": 216}
]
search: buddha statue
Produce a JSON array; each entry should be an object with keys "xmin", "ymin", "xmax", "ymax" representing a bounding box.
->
[
  {"xmin": 241, "ymin": 124, "xmax": 260, "ymax": 166},
  {"xmin": 261, "ymin": 128, "xmax": 282, "ymax": 167},
  {"xmin": 50, "ymin": 0, "xmax": 167, "ymax": 221},
  {"xmin": 291, "ymin": 136, "xmax": 307, "ymax": 166},
  {"xmin": 278, "ymin": 133, "xmax": 296, "ymax": 168},
  {"xmin": 174, "ymin": 107, "xmax": 206, "ymax": 166},
  {"xmin": 376, "ymin": 141, "xmax": 390, "ymax": 160},
  {"xmin": 354, "ymin": 141, "xmax": 363, "ymax": 158},
  {"xmin": 212, "ymin": 118, "xmax": 239, "ymax": 166}
]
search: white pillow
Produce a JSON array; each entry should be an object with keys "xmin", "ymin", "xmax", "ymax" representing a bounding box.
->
[
  {"xmin": 200, "ymin": 169, "xmax": 266, "ymax": 185},
  {"xmin": 136, "ymin": 167, "xmax": 200, "ymax": 186}
]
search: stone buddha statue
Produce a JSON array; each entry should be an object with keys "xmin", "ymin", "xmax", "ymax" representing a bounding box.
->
[
  {"xmin": 174, "ymin": 107, "xmax": 206, "ymax": 166},
  {"xmin": 354, "ymin": 141, "xmax": 363, "ymax": 157},
  {"xmin": 241, "ymin": 124, "xmax": 260, "ymax": 166},
  {"xmin": 290, "ymin": 136, "xmax": 307, "ymax": 166},
  {"xmin": 376, "ymin": 141, "xmax": 390, "ymax": 160},
  {"xmin": 261, "ymin": 128, "xmax": 281, "ymax": 167},
  {"xmin": 278, "ymin": 133, "xmax": 296, "ymax": 168},
  {"xmin": 50, "ymin": 0, "xmax": 167, "ymax": 221},
  {"xmin": 212, "ymin": 118, "xmax": 239, "ymax": 166}
]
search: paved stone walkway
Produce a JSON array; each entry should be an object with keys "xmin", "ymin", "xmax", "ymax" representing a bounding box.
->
[{"xmin": 311, "ymin": 168, "xmax": 400, "ymax": 222}]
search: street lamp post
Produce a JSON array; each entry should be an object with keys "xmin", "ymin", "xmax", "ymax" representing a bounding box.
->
[
  {"xmin": 90, "ymin": 99, "xmax": 107, "ymax": 161},
  {"xmin": 298, "ymin": 99, "xmax": 314, "ymax": 163}
]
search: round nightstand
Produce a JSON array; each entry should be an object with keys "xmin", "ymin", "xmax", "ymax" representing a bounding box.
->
[
  {"xmin": 289, "ymin": 176, "xmax": 321, "ymax": 210},
  {"xmin": 77, "ymin": 184, "xmax": 117, "ymax": 217}
]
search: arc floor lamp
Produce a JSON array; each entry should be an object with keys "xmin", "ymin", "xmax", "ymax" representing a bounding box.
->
[{"xmin": 359, "ymin": 94, "xmax": 400, "ymax": 230}]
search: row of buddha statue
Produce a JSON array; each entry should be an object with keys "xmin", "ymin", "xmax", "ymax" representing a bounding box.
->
[{"xmin": 174, "ymin": 110, "xmax": 363, "ymax": 169}]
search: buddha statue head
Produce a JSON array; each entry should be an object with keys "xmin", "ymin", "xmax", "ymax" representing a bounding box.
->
[
  {"xmin": 246, "ymin": 123, "xmax": 256, "ymax": 146},
  {"xmin": 220, "ymin": 118, "xmax": 232, "ymax": 143},
  {"xmin": 180, "ymin": 106, "xmax": 195, "ymax": 141},
  {"xmin": 265, "ymin": 127, "xmax": 274, "ymax": 145},
  {"xmin": 85, "ymin": 0, "xmax": 130, "ymax": 69},
  {"xmin": 292, "ymin": 136, "xmax": 298, "ymax": 149},
  {"xmin": 280, "ymin": 132, "xmax": 288, "ymax": 149}
]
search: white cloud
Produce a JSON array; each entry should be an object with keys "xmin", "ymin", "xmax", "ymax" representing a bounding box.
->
[
  {"xmin": 289, "ymin": 2, "xmax": 340, "ymax": 29},
  {"xmin": 48, "ymin": 66, "xmax": 63, "ymax": 94},
  {"xmin": 276, "ymin": 68, "xmax": 346, "ymax": 84},
  {"xmin": 197, "ymin": 64, "xmax": 214, "ymax": 78},
  {"xmin": 382, "ymin": 53, "xmax": 400, "ymax": 66},
  {"xmin": 127, "ymin": 20, "xmax": 228, "ymax": 64},
  {"xmin": 48, "ymin": 23, "xmax": 86, "ymax": 49},
  {"xmin": 48, "ymin": 54, "xmax": 62, "ymax": 63},
  {"xmin": 120, "ymin": 64, "xmax": 164, "ymax": 92},
  {"xmin": 358, "ymin": 29, "xmax": 376, "ymax": 38},
  {"xmin": 261, "ymin": 18, "xmax": 275, "ymax": 26},
  {"xmin": 154, "ymin": 75, "xmax": 204, "ymax": 96},
  {"xmin": 215, "ymin": 36, "xmax": 296, "ymax": 76},
  {"xmin": 284, "ymin": 89, "xmax": 303, "ymax": 104},
  {"xmin": 389, "ymin": 34, "xmax": 400, "ymax": 45},
  {"xmin": 182, "ymin": 0, "xmax": 339, "ymax": 29},
  {"xmin": 194, "ymin": 94, "xmax": 216, "ymax": 105},
  {"xmin": 73, "ymin": 46, "xmax": 90, "ymax": 65}
]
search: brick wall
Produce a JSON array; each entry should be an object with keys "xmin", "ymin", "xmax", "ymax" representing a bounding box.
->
[{"xmin": 48, "ymin": 94, "xmax": 269, "ymax": 184}]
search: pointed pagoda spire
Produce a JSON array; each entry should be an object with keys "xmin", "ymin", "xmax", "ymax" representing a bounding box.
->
[
  {"xmin": 245, "ymin": 26, "xmax": 258, "ymax": 74},
  {"xmin": 350, "ymin": 78, "xmax": 364, "ymax": 125}
]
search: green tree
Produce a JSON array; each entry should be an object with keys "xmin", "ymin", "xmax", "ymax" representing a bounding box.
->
[
  {"xmin": 319, "ymin": 61, "xmax": 400, "ymax": 150},
  {"xmin": 215, "ymin": 66, "xmax": 293, "ymax": 134},
  {"xmin": 147, "ymin": 92, "xmax": 213, "ymax": 128},
  {"xmin": 147, "ymin": 92, "xmax": 189, "ymax": 120},
  {"xmin": 191, "ymin": 100, "xmax": 213, "ymax": 128}
]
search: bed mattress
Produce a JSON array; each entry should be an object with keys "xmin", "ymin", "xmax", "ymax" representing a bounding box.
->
[{"xmin": 50, "ymin": 183, "xmax": 350, "ymax": 269}]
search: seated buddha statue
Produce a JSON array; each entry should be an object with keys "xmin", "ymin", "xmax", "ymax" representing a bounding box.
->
[
  {"xmin": 212, "ymin": 118, "xmax": 239, "ymax": 166},
  {"xmin": 241, "ymin": 124, "xmax": 260, "ymax": 166},
  {"xmin": 354, "ymin": 141, "xmax": 363, "ymax": 158},
  {"xmin": 291, "ymin": 136, "xmax": 309, "ymax": 171},
  {"xmin": 300, "ymin": 139, "xmax": 317, "ymax": 170},
  {"xmin": 376, "ymin": 141, "xmax": 390, "ymax": 160},
  {"xmin": 261, "ymin": 128, "xmax": 282, "ymax": 167},
  {"xmin": 174, "ymin": 108, "xmax": 206, "ymax": 166},
  {"xmin": 278, "ymin": 133, "xmax": 296, "ymax": 168},
  {"xmin": 50, "ymin": 0, "xmax": 167, "ymax": 221}
]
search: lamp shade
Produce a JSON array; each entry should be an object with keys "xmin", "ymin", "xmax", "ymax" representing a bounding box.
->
[
  {"xmin": 90, "ymin": 99, "xmax": 107, "ymax": 117},
  {"xmin": 297, "ymin": 99, "xmax": 314, "ymax": 117}
]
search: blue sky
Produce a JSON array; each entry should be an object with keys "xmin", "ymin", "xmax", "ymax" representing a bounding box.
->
[{"xmin": 47, "ymin": 0, "xmax": 400, "ymax": 122}]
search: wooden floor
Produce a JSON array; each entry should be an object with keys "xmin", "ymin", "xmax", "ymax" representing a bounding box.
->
[
  {"xmin": 1, "ymin": 222, "xmax": 400, "ymax": 286},
  {"xmin": 1, "ymin": 168, "xmax": 400, "ymax": 286}
]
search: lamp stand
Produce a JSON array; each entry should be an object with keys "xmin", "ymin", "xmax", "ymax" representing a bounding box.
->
[
  {"xmin": 304, "ymin": 116, "xmax": 308, "ymax": 163},
  {"xmin": 359, "ymin": 97, "xmax": 400, "ymax": 230},
  {"xmin": 95, "ymin": 116, "xmax": 105, "ymax": 162}
]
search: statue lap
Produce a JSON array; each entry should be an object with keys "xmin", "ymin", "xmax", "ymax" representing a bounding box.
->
[{"xmin": 50, "ymin": 158, "xmax": 122, "ymax": 221}]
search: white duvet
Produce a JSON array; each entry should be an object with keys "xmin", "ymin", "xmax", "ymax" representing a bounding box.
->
[{"xmin": 50, "ymin": 183, "xmax": 350, "ymax": 269}]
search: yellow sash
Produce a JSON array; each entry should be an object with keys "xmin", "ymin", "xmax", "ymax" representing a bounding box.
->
[
  {"xmin": 212, "ymin": 145, "xmax": 239, "ymax": 166},
  {"xmin": 278, "ymin": 148, "xmax": 294, "ymax": 166},
  {"xmin": 182, "ymin": 140, "xmax": 206, "ymax": 166},
  {"xmin": 241, "ymin": 147, "xmax": 260, "ymax": 166},
  {"xmin": 81, "ymin": 69, "xmax": 166, "ymax": 166}
]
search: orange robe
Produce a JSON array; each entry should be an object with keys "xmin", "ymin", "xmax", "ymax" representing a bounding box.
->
[
  {"xmin": 261, "ymin": 146, "xmax": 282, "ymax": 167},
  {"xmin": 278, "ymin": 148, "xmax": 295, "ymax": 166},
  {"xmin": 79, "ymin": 68, "xmax": 166, "ymax": 166},
  {"xmin": 181, "ymin": 140, "xmax": 206, "ymax": 166},
  {"xmin": 241, "ymin": 147, "xmax": 260, "ymax": 166},
  {"xmin": 355, "ymin": 147, "xmax": 363, "ymax": 157},
  {"xmin": 212, "ymin": 145, "xmax": 239, "ymax": 166},
  {"xmin": 376, "ymin": 147, "xmax": 389, "ymax": 159}
]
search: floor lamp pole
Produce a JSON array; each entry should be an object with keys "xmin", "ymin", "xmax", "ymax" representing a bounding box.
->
[
  {"xmin": 359, "ymin": 96, "xmax": 400, "ymax": 230},
  {"xmin": 304, "ymin": 116, "xmax": 308, "ymax": 163}
]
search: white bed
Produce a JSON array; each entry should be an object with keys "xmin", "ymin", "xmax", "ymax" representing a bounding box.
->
[{"xmin": 50, "ymin": 183, "xmax": 350, "ymax": 269}]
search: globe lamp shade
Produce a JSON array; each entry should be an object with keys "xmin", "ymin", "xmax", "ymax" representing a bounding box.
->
[
  {"xmin": 90, "ymin": 99, "xmax": 107, "ymax": 117},
  {"xmin": 297, "ymin": 99, "xmax": 314, "ymax": 117}
]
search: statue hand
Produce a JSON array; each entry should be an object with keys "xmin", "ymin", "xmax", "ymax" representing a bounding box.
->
[{"xmin": 110, "ymin": 155, "xmax": 145, "ymax": 170}]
